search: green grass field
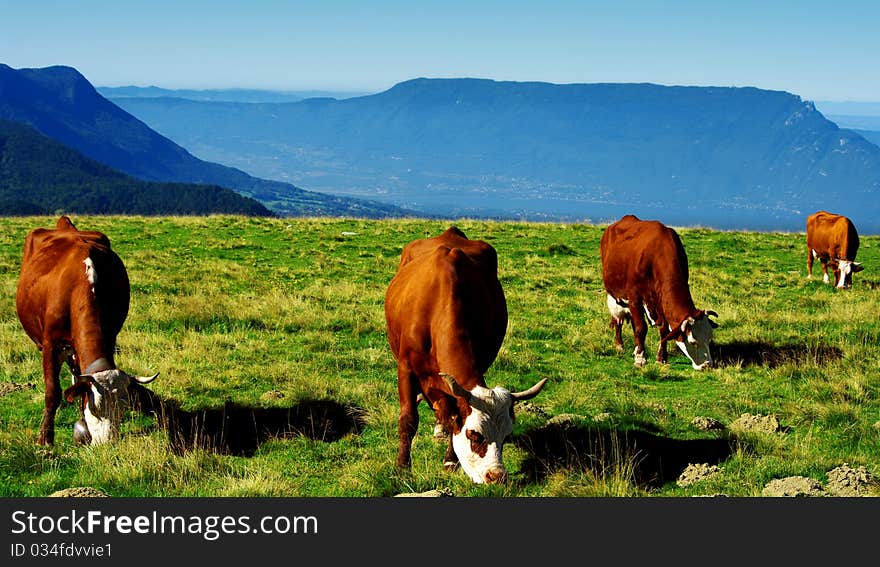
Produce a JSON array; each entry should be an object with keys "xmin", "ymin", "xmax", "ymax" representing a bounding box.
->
[{"xmin": 1, "ymin": 215, "xmax": 878, "ymax": 497}]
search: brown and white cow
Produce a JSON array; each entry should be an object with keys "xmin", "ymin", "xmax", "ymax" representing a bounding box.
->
[
  {"xmin": 384, "ymin": 226, "xmax": 547, "ymax": 484},
  {"xmin": 15, "ymin": 216, "xmax": 157, "ymax": 446},
  {"xmin": 806, "ymin": 211, "xmax": 863, "ymax": 289},
  {"xmin": 600, "ymin": 215, "xmax": 718, "ymax": 370}
]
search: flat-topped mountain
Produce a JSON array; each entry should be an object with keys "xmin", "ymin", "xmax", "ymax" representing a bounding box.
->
[{"xmin": 112, "ymin": 77, "xmax": 880, "ymax": 232}]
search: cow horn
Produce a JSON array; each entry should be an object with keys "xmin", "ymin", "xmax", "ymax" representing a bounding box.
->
[
  {"xmin": 440, "ymin": 373, "xmax": 471, "ymax": 401},
  {"xmin": 511, "ymin": 378, "xmax": 549, "ymax": 401},
  {"xmin": 134, "ymin": 372, "xmax": 159, "ymax": 384}
]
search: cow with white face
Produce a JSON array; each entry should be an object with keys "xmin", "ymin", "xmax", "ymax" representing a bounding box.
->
[
  {"xmin": 385, "ymin": 227, "xmax": 548, "ymax": 484},
  {"xmin": 16, "ymin": 216, "xmax": 158, "ymax": 445},
  {"xmin": 600, "ymin": 215, "xmax": 719, "ymax": 370},
  {"xmin": 807, "ymin": 211, "xmax": 863, "ymax": 289}
]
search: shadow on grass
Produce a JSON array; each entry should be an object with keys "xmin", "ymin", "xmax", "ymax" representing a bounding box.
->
[
  {"xmin": 713, "ymin": 341, "xmax": 842, "ymax": 368},
  {"xmin": 131, "ymin": 385, "xmax": 366, "ymax": 457},
  {"xmin": 514, "ymin": 421, "xmax": 736, "ymax": 489}
]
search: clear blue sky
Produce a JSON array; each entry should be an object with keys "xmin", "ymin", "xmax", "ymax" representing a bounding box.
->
[{"xmin": 2, "ymin": 0, "xmax": 878, "ymax": 101}]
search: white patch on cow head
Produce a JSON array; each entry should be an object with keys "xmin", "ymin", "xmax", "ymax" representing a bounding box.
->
[
  {"xmin": 451, "ymin": 385, "xmax": 514, "ymax": 484},
  {"xmin": 80, "ymin": 369, "xmax": 133, "ymax": 445},
  {"xmin": 834, "ymin": 259, "xmax": 861, "ymax": 289},
  {"xmin": 675, "ymin": 315, "xmax": 715, "ymax": 370},
  {"xmin": 83, "ymin": 257, "xmax": 97, "ymax": 294}
]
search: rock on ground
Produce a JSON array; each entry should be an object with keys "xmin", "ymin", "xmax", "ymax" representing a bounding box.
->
[
  {"xmin": 691, "ymin": 416, "xmax": 724, "ymax": 431},
  {"xmin": 677, "ymin": 463, "xmax": 721, "ymax": 487},
  {"xmin": 762, "ymin": 476, "xmax": 825, "ymax": 497},
  {"xmin": 546, "ymin": 413, "xmax": 587, "ymax": 428},
  {"xmin": 826, "ymin": 463, "xmax": 876, "ymax": 497},
  {"xmin": 730, "ymin": 413, "xmax": 780, "ymax": 434},
  {"xmin": 518, "ymin": 402, "xmax": 550, "ymax": 419},
  {"xmin": 394, "ymin": 488, "xmax": 454, "ymax": 497},
  {"xmin": 50, "ymin": 487, "xmax": 108, "ymax": 497}
]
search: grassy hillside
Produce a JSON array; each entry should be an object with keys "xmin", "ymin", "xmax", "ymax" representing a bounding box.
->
[
  {"xmin": 0, "ymin": 215, "xmax": 877, "ymax": 497},
  {"xmin": 0, "ymin": 119, "xmax": 273, "ymax": 217}
]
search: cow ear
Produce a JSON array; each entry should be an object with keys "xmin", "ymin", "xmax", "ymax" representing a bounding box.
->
[
  {"xmin": 705, "ymin": 311, "xmax": 720, "ymax": 329},
  {"xmin": 64, "ymin": 381, "xmax": 91, "ymax": 403},
  {"xmin": 852, "ymin": 263, "xmax": 864, "ymax": 273}
]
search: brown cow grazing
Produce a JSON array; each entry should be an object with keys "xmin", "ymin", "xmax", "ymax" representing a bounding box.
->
[
  {"xmin": 384, "ymin": 226, "xmax": 547, "ymax": 484},
  {"xmin": 600, "ymin": 215, "xmax": 718, "ymax": 370},
  {"xmin": 806, "ymin": 211, "xmax": 863, "ymax": 289},
  {"xmin": 16, "ymin": 216, "xmax": 157, "ymax": 446}
]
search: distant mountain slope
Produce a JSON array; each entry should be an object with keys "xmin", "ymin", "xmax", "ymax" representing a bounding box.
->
[
  {"xmin": 112, "ymin": 78, "xmax": 880, "ymax": 233},
  {"xmin": 97, "ymin": 86, "xmax": 368, "ymax": 103},
  {"xmin": 853, "ymin": 129, "xmax": 880, "ymax": 147},
  {"xmin": 0, "ymin": 64, "xmax": 417, "ymax": 218},
  {"xmin": 0, "ymin": 118, "xmax": 272, "ymax": 216}
]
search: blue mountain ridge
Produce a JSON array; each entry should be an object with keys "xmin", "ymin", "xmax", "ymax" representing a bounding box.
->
[
  {"xmin": 0, "ymin": 64, "xmax": 418, "ymax": 219},
  {"xmin": 109, "ymin": 77, "xmax": 880, "ymax": 233}
]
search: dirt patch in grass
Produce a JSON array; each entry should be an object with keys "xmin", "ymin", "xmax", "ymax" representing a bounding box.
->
[
  {"xmin": 50, "ymin": 486, "xmax": 108, "ymax": 497},
  {"xmin": 762, "ymin": 476, "xmax": 826, "ymax": 497}
]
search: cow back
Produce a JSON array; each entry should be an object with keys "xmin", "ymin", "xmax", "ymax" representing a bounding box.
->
[
  {"xmin": 807, "ymin": 211, "xmax": 859, "ymax": 261},
  {"xmin": 16, "ymin": 222, "xmax": 130, "ymax": 354},
  {"xmin": 385, "ymin": 228, "xmax": 507, "ymax": 387},
  {"xmin": 600, "ymin": 215, "xmax": 689, "ymax": 298}
]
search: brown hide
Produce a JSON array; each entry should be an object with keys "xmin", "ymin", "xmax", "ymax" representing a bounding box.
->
[
  {"xmin": 806, "ymin": 211, "xmax": 861, "ymax": 286},
  {"xmin": 384, "ymin": 226, "xmax": 507, "ymax": 468},
  {"xmin": 600, "ymin": 215, "xmax": 707, "ymax": 364},
  {"xmin": 15, "ymin": 216, "xmax": 130, "ymax": 445}
]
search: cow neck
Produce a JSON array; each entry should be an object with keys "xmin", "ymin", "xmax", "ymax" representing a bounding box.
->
[
  {"xmin": 70, "ymin": 305, "xmax": 116, "ymax": 373},
  {"xmin": 658, "ymin": 278, "xmax": 698, "ymax": 329}
]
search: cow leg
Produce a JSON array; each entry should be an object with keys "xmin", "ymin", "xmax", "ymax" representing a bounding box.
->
[
  {"xmin": 820, "ymin": 257, "xmax": 830, "ymax": 284},
  {"xmin": 396, "ymin": 364, "xmax": 419, "ymax": 469},
  {"xmin": 610, "ymin": 317, "xmax": 625, "ymax": 352},
  {"xmin": 656, "ymin": 329, "xmax": 668, "ymax": 364},
  {"xmin": 806, "ymin": 248, "xmax": 814, "ymax": 279},
  {"xmin": 443, "ymin": 437, "xmax": 459, "ymax": 471},
  {"xmin": 38, "ymin": 346, "xmax": 63, "ymax": 445},
  {"xmin": 429, "ymin": 395, "xmax": 460, "ymax": 470},
  {"xmin": 629, "ymin": 299, "xmax": 649, "ymax": 367}
]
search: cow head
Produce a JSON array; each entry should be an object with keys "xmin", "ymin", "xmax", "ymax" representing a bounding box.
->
[
  {"xmin": 832, "ymin": 259, "xmax": 863, "ymax": 289},
  {"xmin": 665, "ymin": 311, "xmax": 718, "ymax": 370},
  {"xmin": 442, "ymin": 373, "xmax": 548, "ymax": 484},
  {"xmin": 63, "ymin": 370, "xmax": 159, "ymax": 445}
]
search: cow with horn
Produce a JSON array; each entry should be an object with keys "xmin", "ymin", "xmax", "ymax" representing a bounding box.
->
[
  {"xmin": 385, "ymin": 226, "xmax": 547, "ymax": 484},
  {"xmin": 16, "ymin": 216, "xmax": 158, "ymax": 446}
]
